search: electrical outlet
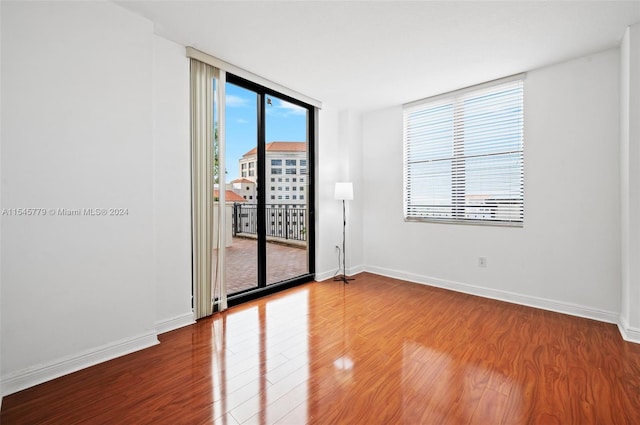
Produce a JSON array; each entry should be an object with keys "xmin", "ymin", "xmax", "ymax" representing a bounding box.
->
[{"xmin": 478, "ymin": 257, "xmax": 487, "ymax": 268}]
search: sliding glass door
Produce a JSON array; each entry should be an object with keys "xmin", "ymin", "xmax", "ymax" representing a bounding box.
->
[
  {"xmin": 223, "ymin": 74, "xmax": 314, "ymax": 304},
  {"xmin": 224, "ymin": 82, "xmax": 259, "ymax": 294},
  {"xmin": 264, "ymin": 93, "xmax": 311, "ymax": 285}
]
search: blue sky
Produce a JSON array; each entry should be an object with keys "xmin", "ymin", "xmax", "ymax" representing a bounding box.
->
[{"xmin": 224, "ymin": 83, "xmax": 308, "ymax": 180}]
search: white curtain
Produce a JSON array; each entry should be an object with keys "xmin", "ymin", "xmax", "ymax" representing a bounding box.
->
[{"xmin": 190, "ymin": 58, "xmax": 227, "ymax": 319}]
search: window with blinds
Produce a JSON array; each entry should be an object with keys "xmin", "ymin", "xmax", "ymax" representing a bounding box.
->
[{"xmin": 403, "ymin": 76, "xmax": 524, "ymax": 226}]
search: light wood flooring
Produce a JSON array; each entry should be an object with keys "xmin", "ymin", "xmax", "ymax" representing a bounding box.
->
[{"xmin": 2, "ymin": 273, "xmax": 640, "ymax": 424}]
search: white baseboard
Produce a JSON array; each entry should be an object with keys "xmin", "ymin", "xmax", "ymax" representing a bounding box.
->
[
  {"xmin": 315, "ymin": 264, "xmax": 365, "ymax": 283},
  {"xmin": 618, "ymin": 316, "xmax": 640, "ymax": 344},
  {"xmin": 315, "ymin": 269, "xmax": 336, "ymax": 282},
  {"xmin": 349, "ymin": 264, "xmax": 365, "ymax": 276},
  {"xmin": 365, "ymin": 265, "xmax": 620, "ymax": 325},
  {"xmin": 155, "ymin": 312, "xmax": 195, "ymax": 334},
  {"xmin": 1, "ymin": 331, "xmax": 159, "ymax": 397}
]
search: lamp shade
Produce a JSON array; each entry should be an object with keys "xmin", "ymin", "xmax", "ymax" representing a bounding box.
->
[{"xmin": 334, "ymin": 182, "xmax": 353, "ymax": 201}]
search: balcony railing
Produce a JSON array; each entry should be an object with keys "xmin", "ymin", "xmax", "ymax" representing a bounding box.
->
[{"xmin": 233, "ymin": 203, "xmax": 307, "ymax": 241}]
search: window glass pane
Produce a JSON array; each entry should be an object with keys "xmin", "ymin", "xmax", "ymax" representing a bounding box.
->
[
  {"xmin": 265, "ymin": 94, "xmax": 310, "ymax": 285},
  {"xmin": 224, "ymin": 82, "xmax": 258, "ymax": 294},
  {"xmin": 404, "ymin": 79, "xmax": 524, "ymax": 225}
]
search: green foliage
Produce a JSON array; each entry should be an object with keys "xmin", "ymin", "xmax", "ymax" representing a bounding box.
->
[{"xmin": 213, "ymin": 123, "xmax": 220, "ymax": 184}]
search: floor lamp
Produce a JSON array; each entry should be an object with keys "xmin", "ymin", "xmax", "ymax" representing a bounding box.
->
[{"xmin": 334, "ymin": 182, "xmax": 354, "ymax": 284}]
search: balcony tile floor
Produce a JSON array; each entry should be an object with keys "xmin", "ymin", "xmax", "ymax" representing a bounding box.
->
[{"xmin": 216, "ymin": 237, "xmax": 308, "ymax": 294}]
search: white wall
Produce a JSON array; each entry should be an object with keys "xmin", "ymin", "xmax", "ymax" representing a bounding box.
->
[
  {"xmin": 315, "ymin": 107, "xmax": 346, "ymax": 280},
  {"xmin": 152, "ymin": 35, "xmax": 193, "ymax": 333},
  {"xmin": 1, "ymin": 1, "xmax": 160, "ymax": 395},
  {"xmin": 315, "ymin": 107, "xmax": 366, "ymax": 280},
  {"xmin": 361, "ymin": 48, "xmax": 622, "ymax": 322},
  {"xmin": 620, "ymin": 23, "xmax": 640, "ymax": 342},
  {"xmin": 338, "ymin": 109, "xmax": 364, "ymax": 274}
]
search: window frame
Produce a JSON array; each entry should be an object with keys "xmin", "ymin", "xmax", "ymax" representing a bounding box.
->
[
  {"xmin": 224, "ymin": 71, "xmax": 317, "ymax": 306},
  {"xmin": 403, "ymin": 74, "xmax": 525, "ymax": 227}
]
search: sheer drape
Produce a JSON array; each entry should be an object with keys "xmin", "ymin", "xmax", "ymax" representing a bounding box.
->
[{"xmin": 190, "ymin": 59, "xmax": 227, "ymax": 319}]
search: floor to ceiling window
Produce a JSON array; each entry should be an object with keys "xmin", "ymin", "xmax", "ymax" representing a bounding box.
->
[{"xmin": 220, "ymin": 74, "xmax": 315, "ymax": 305}]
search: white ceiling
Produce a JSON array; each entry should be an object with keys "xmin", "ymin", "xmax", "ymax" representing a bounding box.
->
[{"xmin": 116, "ymin": 0, "xmax": 640, "ymax": 111}]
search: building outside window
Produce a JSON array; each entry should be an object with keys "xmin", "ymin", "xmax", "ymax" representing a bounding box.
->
[
  {"xmin": 238, "ymin": 141, "xmax": 307, "ymax": 206},
  {"xmin": 229, "ymin": 178, "xmax": 257, "ymax": 205}
]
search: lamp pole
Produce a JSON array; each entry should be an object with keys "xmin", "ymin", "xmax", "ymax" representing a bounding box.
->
[{"xmin": 334, "ymin": 182, "xmax": 355, "ymax": 284}]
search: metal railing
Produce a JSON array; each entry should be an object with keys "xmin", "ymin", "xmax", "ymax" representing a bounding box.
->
[{"xmin": 233, "ymin": 203, "xmax": 307, "ymax": 241}]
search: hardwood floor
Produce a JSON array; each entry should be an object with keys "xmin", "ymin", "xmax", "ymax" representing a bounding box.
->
[{"xmin": 3, "ymin": 273, "xmax": 640, "ymax": 424}]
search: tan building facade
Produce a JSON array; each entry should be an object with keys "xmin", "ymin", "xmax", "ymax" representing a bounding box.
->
[{"xmin": 238, "ymin": 142, "xmax": 308, "ymax": 206}]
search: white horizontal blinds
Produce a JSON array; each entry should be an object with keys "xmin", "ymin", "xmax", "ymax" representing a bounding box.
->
[{"xmin": 404, "ymin": 78, "xmax": 524, "ymax": 225}]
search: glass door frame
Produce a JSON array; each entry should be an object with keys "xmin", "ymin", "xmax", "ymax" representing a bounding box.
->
[{"xmin": 226, "ymin": 73, "xmax": 316, "ymax": 307}]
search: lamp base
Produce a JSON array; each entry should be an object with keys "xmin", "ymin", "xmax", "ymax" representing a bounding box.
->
[{"xmin": 333, "ymin": 275, "xmax": 355, "ymax": 284}]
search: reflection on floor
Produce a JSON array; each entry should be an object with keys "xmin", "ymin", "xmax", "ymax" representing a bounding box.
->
[
  {"xmin": 217, "ymin": 237, "xmax": 307, "ymax": 294},
  {"xmin": 4, "ymin": 274, "xmax": 640, "ymax": 424}
]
